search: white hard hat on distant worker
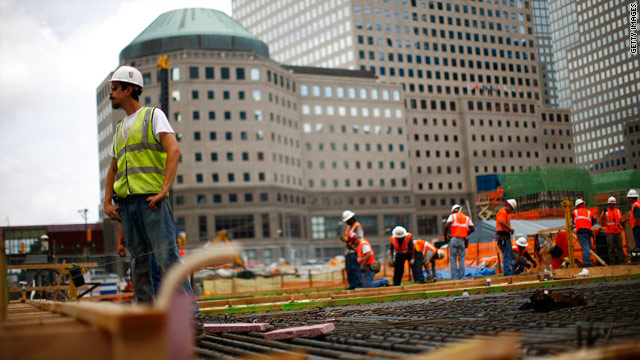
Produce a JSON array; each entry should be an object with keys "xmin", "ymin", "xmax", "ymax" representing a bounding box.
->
[
  {"xmin": 393, "ymin": 226, "xmax": 407, "ymax": 238},
  {"xmin": 111, "ymin": 65, "xmax": 144, "ymax": 88},
  {"xmin": 506, "ymin": 199, "xmax": 517, "ymax": 210},
  {"xmin": 437, "ymin": 249, "xmax": 445, "ymax": 259},
  {"xmin": 451, "ymin": 204, "xmax": 461, "ymax": 213},
  {"xmin": 342, "ymin": 210, "xmax": 355, "ymax": 222},
  {"xmin": 575, "ymin": 199, "xmax": 585, "ymax": 207},
  {"xmin": 516, "ymin": 237, "xmax": 528, "ymax": 247},
  {"xmin": 628, "ymin": 189, "xmax": 639, "ymax": 198},
  {"xmin": 608, "ymin": 196, "xmax": 617, "ymax": 204}
]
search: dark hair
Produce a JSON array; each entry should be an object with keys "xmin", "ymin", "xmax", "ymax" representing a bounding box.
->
[{"xmin": 117, "ymin": 82, "xmax": 143, "ymax": 101}]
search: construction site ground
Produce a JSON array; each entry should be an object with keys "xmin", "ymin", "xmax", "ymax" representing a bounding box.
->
[{"xmin": 199, "ymin": 276, "xmax": 640, "ymax": 359}]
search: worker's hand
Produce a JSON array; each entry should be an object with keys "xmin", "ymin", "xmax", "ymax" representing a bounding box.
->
[
  {"xmin": 410, "ymin": 258, "xmax": 415, "ymax": 265},
  {"xmin": 525, "ymin": 263, "xmax": 532, "ymax": 269},
  {"xmin": 103, "ymin": 202, "xmax": 122, "ymax": 222},
  {"xmin": 117, "ymin": 241, "xmax": 127, "ymax": 257},
  {"xmin": 390, "ymin": 259, "xmax": 395, "ymax": 267},
  {"xmin": 509, "ymin": 228, "xmax": 515, "ymax": 235},
  {"xmin": 146, "ymin": 192, "xmax": 167, "ymax": 211},
  {"xmin": 464, "ymin": 239, "xmax": 469, "ymax": 248},
  {"xmin": 360, "ymin": 264, "xmax": 366, "ymax": 272},
  {"xmin": 532, "ymin": 261, "xmax": 537, "ymax": 268}
]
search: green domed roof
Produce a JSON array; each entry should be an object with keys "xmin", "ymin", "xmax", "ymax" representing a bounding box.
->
[{"xmin": 120, "ymin": 8, "xmax": 269, "ymax": 62}]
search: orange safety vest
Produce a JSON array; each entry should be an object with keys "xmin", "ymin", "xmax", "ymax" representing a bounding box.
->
[
  {"xmin": 414, "ymin": 239, "xmax": 437, "ymax": 257},
  {"xmin": 390, "ymin": 233, "xmax": 413, "ymax": 254},
  {"xmin": 573, "ymin": 208, "xmax": 592, "ymax": 230},
  {"xmin": 356, "ymin": 239, "xmax": 375, "ymax": 265},
  {"xmin": 450, "ymin": 212, "xmax": 471, "ymax": 238},
  {"xmin": 496, "ymin": 208, "xmax": 510, "ymax": 232},
  {"xmin": 631, "ymin": 201, "xmax": 640, "ymax": 228},
  {"xmin": 603, "ymin": 208, "xmax": 622, "ymax": 234},
  {"xmin": 344, "ymin": 221, "xmax": 363, "ymax": 243},
  {"xmin": 512, "ymin": 244, "xmax": 526, "ymax": 257}
]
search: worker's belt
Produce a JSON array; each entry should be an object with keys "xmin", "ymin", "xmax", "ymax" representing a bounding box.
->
[
  {"xmin": 114, "ymin": 194, "xmax": 157, "ymax": 203},
  {"xmin": 496, "ymin": 231, "xmax": 510, "ymax": 236}
]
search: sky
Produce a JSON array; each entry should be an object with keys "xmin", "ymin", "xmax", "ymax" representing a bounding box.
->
[{"xmin": 0, "ymin": 0, "xmax": 232, "ymax": 226}]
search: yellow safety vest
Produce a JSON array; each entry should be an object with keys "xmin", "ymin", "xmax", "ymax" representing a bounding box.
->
[{"xmin": 113, "ymin": 107, "xmax": 166, "ymax": 198}]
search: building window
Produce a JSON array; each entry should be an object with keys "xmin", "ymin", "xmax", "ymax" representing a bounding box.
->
[
  {"xmin": 236, "ymin": 67, "xmax": 245, "ymax": 80},
  {"xmin": 215, "ymin": 215, "xmax": 255, "ymax": 239},
  {"xmin": 198, "ymin": 216, "xmax": 207, "ymax": 240},
  {"xmin": 189, "ymin": 66, "xmax": 199, "ymax": 79},
  {"xmin": 205, "ymin": 67, "xmax": 214, "ymax": 79},
  {"xmin": 221, "ymin": 67, "xmax": 230, "ymax": 79},
  {"xmin": 262, "ymin": 214, "xmax": 270, "ymax": 237},
  {"xmin": 310, "ymin": 216, "xmax": 342, "ymax": 239},
  {"xmin": 384, "ymin": 214, "xmax": 411, "ymax": 231}
]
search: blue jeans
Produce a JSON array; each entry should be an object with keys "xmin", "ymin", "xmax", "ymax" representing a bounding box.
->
[
  {"xmin": 633, "ymin": 227, "xmax": 640, "ymax": 250},
  {"xmin": 497, "ymin": 234, "xmax": 513, "ymax": 276},
  {"xmin": 362, "ymin": 265, "xmax": 388, "ymax": 288},
  {"xmin": 449, "ymin": 237, "xmax": 466, "ymax": 280},
  {"xmin": 577, "ymin": 229, "xmax": 593, "ymax": 266},
  {"xmin": 345, "ymin": 252, "xmax": 362, "ymax": 289},
  {"xmin": 151, "ymin": 255, "xmax": 161, "ymax": 295},
  {"xmin": 119, "ymin": 196, "xmax": 201, "ymax": 318}
]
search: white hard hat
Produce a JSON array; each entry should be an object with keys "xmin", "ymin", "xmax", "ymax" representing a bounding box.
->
[
  {"xmin": 575, "ymin": 199, "xmax": 585, "ymax": 207},
  {"xmin": 110, "ymin": 65, "xmax": 144, "ymax": 88},
  {"xmin": 628, "ymin": 189, "xmax": 639, "ymax": 198},
  {"xmin": 451, "ymin": 204, "xmax": 461, "ymax": 213},
  {"xmin": 392, "ymin": 226, "xmax": 407, "ymax": 238},
  {"xmin": 506, "ymin": 199, "xmax": 517, "ymax": 210},
  {"xmin": 437, "ymin": 249, "xmax": 445, "ymax": 259},
  {"xmin": 342, "ymin": 210, "xmax": 355, "ymax": 222},
  {"xmin": 516, "ymin": 237, "xmax": 528, "ymax": 247},
  {"xmin": 608, "ymin": 196, "xmax": 617, "ymax": 204}
]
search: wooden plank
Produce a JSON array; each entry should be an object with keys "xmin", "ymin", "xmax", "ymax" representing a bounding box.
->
[
  {"xmin": 534, "ymin": 341, "xmax": 640, "ymax": 360},
  {"xmin": 263, "ymin": 323, "xmax": 335, "ymax": 340},
  {"xmin": 204, "ymin": 322, "xmax": 271, "ymax": 333},
  {"xmin": 7, "ymin": 262, "xmax": 98, "ymax": 270},
  {"xmin": 553, "ymin": 264, "xmax": 640, "ymax": 279},
  {"xmin": 404, "ymin": 336, "xmax": 519, "ymax": 360}
]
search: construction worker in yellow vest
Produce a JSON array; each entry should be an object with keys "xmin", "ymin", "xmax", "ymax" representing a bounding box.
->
[
  {"xmin": 599, "ymin": 196, "xmax": 625, "ymax": 264},
  {"xmin": 571, "ymin": 199, "xmax": 596, "ymax": 267},
  {"xmin": 444, "ymin": 204, "xmax": 474, "ymax": 280},
  {"xmin": 102, "ymin": 65, "xmax": 204, "ymax": 340},
  {"xmin": 414, "ymin": 239, "xmax": 445, "ymax": 282}
]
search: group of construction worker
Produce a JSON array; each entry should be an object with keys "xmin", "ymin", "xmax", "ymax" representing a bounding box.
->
[{"xmin": 341, "ymin": 189, "xmax": 640, "ymax": 288}]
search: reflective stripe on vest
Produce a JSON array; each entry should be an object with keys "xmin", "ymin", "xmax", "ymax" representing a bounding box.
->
[
  {"xmin": 573, "ymin": 208, "xmax": 592, "ymax": 230},
  {"xmin": 356, "ymin": 239, "xmax": 375, "ymax": 265},
  {"xmin": 390, "ymin": 233, "xmax": 413, "ymax": 253},
  {"xmin": 414, "ymin": 240, "xmax": 436, "ymax": 256},
  {"xmin": 512, "ymin": 244, "xmax": 526, "ymax": 257},
  {"xmin": 344, "ymin": 222, "xmax": 363, "ymax": 239},
  {"xmin": 631, "ymin": 202, "xmax": 640, "ymax": 228},
  {"xmin": 450, "ymin": 213, "xmax": 470, "ymax": 238},
  {"xmin": 496, "ymin": 208, "xmax": 510, "ymax": 232},
  {"xmin": 113, "ymin": 107, "xmax": 167, "ymax": 198},
  {"xmin": 604, "ymin": 209, "xmax": 622, "ymax": 234}
]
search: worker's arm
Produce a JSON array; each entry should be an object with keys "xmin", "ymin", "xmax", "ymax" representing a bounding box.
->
[
  {"xmin": 146, "ymin": 132, "xmax": 180, "ymax": 210},
  {"xmin": 523, "ymin": 251, "xmax": 537, "ymax": 267},
  {"xmin": 598, "ymin": 211, "xmax": 606, "ymax": 227},
  {"xmin": 468, "ymin": 224, "xmax": 475, "ymax": 234},
  {"xmin": 498, "ymin": 220, "xmax": 512, "ymax": 233},
  {"xmin": 389, "ymin": 244, "xmax": 395, "ymax": 264},
  {"xmin": 444, "ymin": 221, "xmax": 452, "ymax": 236},
  {"xmin": 423, "ymin": 251, "xmax": 434, "ymax": 265},
  {"xmin": 103, "ymin": 158, "xmax": 122, "ymax": 222},
  {"xmin": 362, "ymin": 251, "xmax": 372, "ymax": 265},
  {"xmin": 117, "ymin": 225, "xmax": 126, "ymax": 257}
]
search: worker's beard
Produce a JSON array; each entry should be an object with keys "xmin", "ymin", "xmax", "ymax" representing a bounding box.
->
[{"xmin": 111, "ymin": 102, "xmax": 121, "ymax": 109}]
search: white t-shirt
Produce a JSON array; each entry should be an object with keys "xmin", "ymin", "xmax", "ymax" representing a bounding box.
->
[
  {"xmin": 446, "ymin": 214, "xmax": 474, "ymax": 227},
  {"xmin": 361, "ymin": 243, "xmax": 372, "ymax": 254},
  {"xmin": 109, "ymin": 107, "xmax": 174, "ymax": 158}
]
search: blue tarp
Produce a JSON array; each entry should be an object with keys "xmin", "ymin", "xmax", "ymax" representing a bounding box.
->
[{"xmin": 426, "ymin": 266, "xmax": 496, "ymax": 280}]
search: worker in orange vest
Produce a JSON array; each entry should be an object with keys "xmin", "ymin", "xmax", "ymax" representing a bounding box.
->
[
  {"xmin": 389, "ymin": 226, "xmax": 414, "ymax": 286},
  {"xmin": 340, "ymin": 210, "xmax": 363, "ymax": 290},
  {"xmin": 348, "ymin": 232, "xmax": 388, "ymax": 288},
  {"xmin": 625, "ymin": 190, "xmax": 640, "ymax": 250},
  {"xmin": 571, "ymin": 199, "xmax": 596, "ymax": 267},
  {"xmin": 444, "ymin": 204, "xmax": 474, "ymax": 280},
  {"xmin": 414, "ymin": 239, "xmax": 445, "ymax": 282},
  {"xmin": 511, "ymin": 237, "xmax": 536, "ymax": 274},
  {"xmin": 496, "ymin": 199, "xmax": 517, "ymax": 276},
  {"xmin": 599, "ymin": 196, "xmax": 625, "ymax": 264}
]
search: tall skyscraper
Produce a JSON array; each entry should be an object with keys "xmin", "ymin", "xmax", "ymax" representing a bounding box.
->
[
  {"xmin": 547, "ymin": 0, "xmax": 639, "ymax": 172},
  {"xmin": 233, "ymin": 0, "xmax": 574, "ymax": 202}
]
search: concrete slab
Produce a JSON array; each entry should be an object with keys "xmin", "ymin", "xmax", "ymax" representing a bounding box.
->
[
  {"xmin": 263, "ymin": 323, "xmax": 335, "ymax": 340},
  {"xmin": 204, "ymin": 322, "xmax": 272, "ymax": 333}
]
